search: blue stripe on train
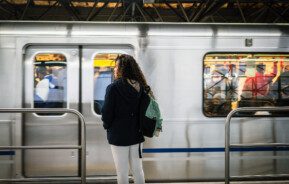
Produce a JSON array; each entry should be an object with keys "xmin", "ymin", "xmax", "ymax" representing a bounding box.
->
[
  {"xmin": 143, "ymin": 147, "xmax": 289, "ymax": 153},
  {"xmin": 0, "ymin": 147, "xmax": 288, "ymax": 156},
  {"xmin": 0, "ymin": 151, "xmax": 15, "ymax": 156}
]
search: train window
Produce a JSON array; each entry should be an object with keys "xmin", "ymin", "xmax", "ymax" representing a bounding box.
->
[
  {"xmin": 34, "ymin": 53, "xmax": 67, "ymax": 115},
  {"xmin": 93, "ymin": 53, "xmax": 118, "ymax": 114},
  {"xmin": 203, "ymin": 53, "xmax": 289, "ymax": 117}
]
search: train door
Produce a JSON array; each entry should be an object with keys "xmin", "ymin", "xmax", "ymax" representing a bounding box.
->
[
  {"xmin": 81, "ymin": 46, "xmax": 134, "ymax": 175},
  {"xmin": 24, "ymin": 45, "xmax": 134, "ymax": 177},
  {"xmin": 24, "ymin": 46, "xmax": 80, "ymax": 177}
]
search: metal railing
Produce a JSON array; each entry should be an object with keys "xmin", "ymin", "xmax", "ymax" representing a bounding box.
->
[
  {"xmin": 0, "ymin": 108, "xmax": 86, "ymax": 184},
  {"xmin": 225, "ymin": 107, "xmax": 289, "ymax": 184}
]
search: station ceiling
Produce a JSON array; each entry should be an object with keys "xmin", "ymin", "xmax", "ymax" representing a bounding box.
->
[{"xmin": 0, "ymin": 0, "xmax": 289, "ymax": 23}]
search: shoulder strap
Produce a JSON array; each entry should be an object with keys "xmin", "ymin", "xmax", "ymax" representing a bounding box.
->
[{"xmin": 144, "ymin": 85, "xmax": 151, "ymax": 94}]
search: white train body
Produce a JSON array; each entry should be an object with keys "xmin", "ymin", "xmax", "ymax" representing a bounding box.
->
[{"xmin": 0, "ymin": 22, "xmax": 289, "ymax": 182}]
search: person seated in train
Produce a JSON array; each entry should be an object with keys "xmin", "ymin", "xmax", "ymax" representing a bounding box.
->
[
  {"xmin": 211, "ymin": 86, "xmax": 232, "ymax": 116},
  {"xmin": 203, "ymin": 86, "xmax": 231, "ymax": 116},
  {"xmin": 56, "ymin": 67, "xmax": 67, "ymax": 106},
  {"xmin": 203, "ymin": 90, "xmax": 212, "ymax": 116},
  {"xmin": 212, "ymin": 86, "xmax": 226, "ymax": 99},
  {"xmin": 45, "ymin": 67, "xmax": 63, "ymax": 108},
  {"xmin": 35, "ymin": 67, "xmax": 50, "ymax": 105},
  {"xmin": 208, "ymin": 68, "xmax": 227, "ymax": 87},
  {"xmin": 207, "ymin": 67, "xmax": 238, "ymax": 95},
  {"xmin": 205, "ymin": 69, "xmax": 226, "ymax": 98},
  {"xmin": 35, "ymin": 67, "xmax": 63, "ymax": 108},
  {"xmin": 94, "ymin": 67, "xmax": 113, "ymax": 114},
  {"xmin": 240, "ymin": 62, "xmax": 277, "ymax": 106},
  {"xmin": 269, "ymin": 64, "xmax": 289, "ymax": 108},
  {"xmin": 206, "ymin": 67, "xmax": 235, "ymax": 93}
]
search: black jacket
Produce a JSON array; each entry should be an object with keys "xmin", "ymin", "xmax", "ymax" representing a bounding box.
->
[{"xmin": 101, "ymin": 78, "xmax": 145, "ymax": 146}]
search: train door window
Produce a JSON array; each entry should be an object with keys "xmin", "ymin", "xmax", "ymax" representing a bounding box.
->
[
  {"xmin": 203, "ymin": 53, "xmax": 289, "ymax": 117},
  {"xmin": 34, "ymin": 53, "xmax": 67, "ymax": 115},
  {"xmin": 93, "ymin": 53, "xmax": 118, "ymax": 114}
]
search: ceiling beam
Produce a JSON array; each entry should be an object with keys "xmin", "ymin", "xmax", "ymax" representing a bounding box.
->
[
  {"xmin": 264, "ymin": 2, "xmax": 289, "ymax": 23},
  {"xmin": 139, "ymin": 3, "xmax": 157, "ymax": 21},
  {"xmin": 85, "ymin": 0, "xmax": 99, "ymax": 21},
  {"xmin": 107, "ymin": 0, "xmax": 120, "ymax": 21},
  {"xmin": 87, "ymin": 0, "xmax": 109, "ymax": 20},
  {"xmin": 119, "ymin": 2, "xmax": 132, "ymax": 21},
  {"xmin": 152, "ymin": 3, "xmax": 163, "ymax": 21},
  {"xmin": 37, "ymin": 0, "xmax": 59, "ymax": 19},
  {"xmin": 273, "ymin": 5, "xmax": 289, "ymax": 23},
  {"xmin": 7, "ymin": 0, "xmax": 288, "ymax": 2},
  {"xmin": 191, "ymin": 0, "xmax": 215, "ymax": 22},
  {"xmin": 58, "ymin": 0, "xmax": 81, "ymax": 20},
  {"xmin": 0, "ymin": 2, "xmax": 14, "ymax": 16},
  {"xmin": 236, "ymin": 0, "xmax": 246, "ymax": 23},
  {"xmin": 178, "ymin": 0, "xmax": 189, "ymax": 22},
  {"xmin": 199, "ymin": 0, "xmax": 228, "ymax": 22},
  {"xmin": 164, "ymin": 0, "xmax": 187, "ymax": 22},
  {"xmin": 20, "ymin": 0, "xmax": 32, "ymax": 19},
  {"xmin": 135, "ymin": 2, "xmax": 148, "ymax": 22},
  {"xmin": 0, "ymin": 0, "xmax": 288, "ymax": 22}
]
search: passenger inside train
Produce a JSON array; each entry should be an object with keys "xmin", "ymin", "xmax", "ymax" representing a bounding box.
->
[
  {"xmin": 239, "ymin": 62, "xmax": 277, "ymax": 107},
  {"xmin": 34, "ymin": 54, "xmax": 67, "ymax": 115},
  {"xmin": 203, "ymin": 53, "xmax": 289, "ymax": 117},
  {"xmin": 269, "ymin": 64, "xmax": 289, "ymax": 115}
]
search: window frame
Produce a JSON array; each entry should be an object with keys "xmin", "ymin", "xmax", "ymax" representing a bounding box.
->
[
  {"xmin": 202, "ymin": 52, "xmax": 289, "ymax": 118},
  {"xmin": 91, "ymin": 50, "xmax": 131, "ymax": 116},
  {"xmin": 33, "ymin": 52, "xmax": 68, "ymax": 117}
]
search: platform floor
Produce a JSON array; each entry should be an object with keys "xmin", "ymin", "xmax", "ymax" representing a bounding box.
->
[
  {"xmin": 147, "ymin": 182, "xmax": 289, "ymax": 184},
  {"xmin": 13, "ymin": 182, "xmax": 289, "ymax": 184},
  {"xmin": 12, "ymin": 181, "xmax": 289, "ymax": 184},
  {"xmin": 104, "ymin": 182, "xmax": 289, "ymax": 184}
]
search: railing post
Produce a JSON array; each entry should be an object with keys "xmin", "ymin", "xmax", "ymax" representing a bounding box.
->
[
  {"xmin": 225, "ymin": 109, "xmax": 237, "ymax": 184},
  {"xmin": 0, "ymin": 108, "xmax": 86, "ymax": 184},
  {"xmin": 225, "ymin": 106, "xmax": 289, "ymax": 184},
  {"xmin": 73, "ymin": 109, "xmax": 87, "ymax": 184}
]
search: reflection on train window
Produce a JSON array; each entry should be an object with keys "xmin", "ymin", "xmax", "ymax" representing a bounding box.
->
[
  {"xmin": 93, "ymin": 53, "xmax": 118, "ymax": 114},
  {"xmin": 203, "ymin": 53, "xmax": 289, "ymax": 117},
  {"xmin": 34, "ymin": 53, "xmax": 67, "ymax": 115}
]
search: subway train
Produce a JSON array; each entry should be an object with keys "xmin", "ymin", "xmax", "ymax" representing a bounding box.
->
[{"xmin": 0, "ymin": 21, "xmax": 289, "ymax": 182}]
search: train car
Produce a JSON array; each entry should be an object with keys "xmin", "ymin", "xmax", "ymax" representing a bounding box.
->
[{"xmin": 0, "ymin": 21, "xmax": 289, "ymax": 182}]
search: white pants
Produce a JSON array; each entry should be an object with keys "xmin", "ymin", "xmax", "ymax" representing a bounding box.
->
[{"xmin": 111, "ymin": 144, "xmax": 145, "ymax": 184}]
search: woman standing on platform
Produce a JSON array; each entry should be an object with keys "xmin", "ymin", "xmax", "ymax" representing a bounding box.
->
[{"xmin": 101, "ymin": 54, "xmax": 149, "ymax": 184}]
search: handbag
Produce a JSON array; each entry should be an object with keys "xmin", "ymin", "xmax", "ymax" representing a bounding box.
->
[{"xmin": 139, "ymin": 87, "xmax": 162, "ymax": 138}]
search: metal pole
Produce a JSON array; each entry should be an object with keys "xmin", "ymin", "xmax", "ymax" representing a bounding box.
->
[
  {"xmin": 225, "ymin": 109, "xmax": 237, "ymax": 184},
  {"xmin": 0, "ymin": 108, "xmax": 86, "ymax": 184},
  {"xmin": 0, "ymin": 145, "xmax": 81, "ymax": 149},
  {"xmin": 225, "ymin": 106, "xmax": 289, "ymax": 184},
  {"xmin": 74, "ymin": 109, "xmax": 87, "ymax": 184}
]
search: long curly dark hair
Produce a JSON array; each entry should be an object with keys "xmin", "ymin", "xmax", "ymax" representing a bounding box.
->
[{"xmin": 115, "ymin": 54, "xmax": 152, "ymax": 95}]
